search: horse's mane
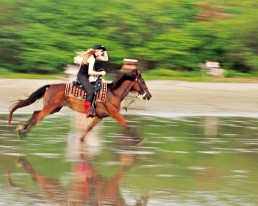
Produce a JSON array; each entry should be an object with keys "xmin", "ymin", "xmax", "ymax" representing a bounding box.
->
[{"xmin": 109, "ymin": 69, "xmax": 137, "ymax": 90}]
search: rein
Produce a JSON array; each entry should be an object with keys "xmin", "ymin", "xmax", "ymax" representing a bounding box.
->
[{"xmin": 123, "ymin": 94, "xmax": 140, "ymax": 112}]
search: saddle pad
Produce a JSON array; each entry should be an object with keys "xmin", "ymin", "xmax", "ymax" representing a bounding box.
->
[{"xmin": 65, "ymin": 82, "xmax": 107, "ymax": 102}]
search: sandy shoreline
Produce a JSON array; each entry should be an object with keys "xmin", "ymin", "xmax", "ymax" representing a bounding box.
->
[{"xmin": 1, "ymin": 78, "xmax": 258, "ymax": 117}]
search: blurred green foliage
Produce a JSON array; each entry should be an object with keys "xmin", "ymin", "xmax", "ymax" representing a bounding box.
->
[{"xmin": 0, "ymin": 0, "xmax": 257, "ymax": 74}]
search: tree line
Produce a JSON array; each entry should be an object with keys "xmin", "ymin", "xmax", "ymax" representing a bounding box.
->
[{"xmin": 1, "ymin": 0, "xmax": 257, "ymax": 74}]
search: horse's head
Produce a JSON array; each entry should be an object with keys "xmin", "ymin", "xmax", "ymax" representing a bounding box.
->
[
  {"xmin": 110, "ymin": 69, "xmax": 152, "ymax": 100},
  {"xmin": 131, "ymin": 69, "xmax": 152, "ymax": 100}
]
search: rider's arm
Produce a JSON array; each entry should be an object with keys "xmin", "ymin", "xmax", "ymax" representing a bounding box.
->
[
  {"xmin": 96, "ymin": 51, "xmax": 108, "ymax": 61},
  {"xmin": 88, "ymin": 56, "xmax": 106, "ymax": 75}
]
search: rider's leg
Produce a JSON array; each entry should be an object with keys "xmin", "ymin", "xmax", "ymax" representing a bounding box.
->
[
  {"xmin": 77, "ymin": 74, "xmax": 94, "ymax": 117},
  {"xmin": 84, "ymin": 100, "xmax": 94, "ymax": 117},
  {"xmin": 85, "ymin": 87, "xmax": 94, "ymax": 117}
]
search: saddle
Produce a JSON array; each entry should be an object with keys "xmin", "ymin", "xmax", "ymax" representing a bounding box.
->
[
  {"xmin": 73, "ymin": 78, "xmax": 102, "ymax": 92},
  {"xmin": 65, "ymin": 78, "xmax": 107, "ymax": 102}
]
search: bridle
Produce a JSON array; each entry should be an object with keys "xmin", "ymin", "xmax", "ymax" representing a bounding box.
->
[
  {"xmin": 120, "ymin": 74, "xmax": 145, "ymax": 95},
  {"xmin": 135, "ymin": 75, "xmax": 145, "ymax": 94},
  {"xmin": 123, "ymin": 74, "xmax": 146, "ymax": 111}
]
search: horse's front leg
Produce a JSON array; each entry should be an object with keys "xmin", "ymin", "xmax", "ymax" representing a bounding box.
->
[
  {"xmin": 106, "ymin": 105, "xmax": 142, "ymax": 144},
  {"xmin": 110, "ymin": 112, "xmax": 127, "ymax": 128},
  {"xmin": 80, "ymin": 117, "xmax": 102, "ymax": 142},
  {"xmin": 107, "ymin": 109, "xmax": 135, "ymax": 139}
]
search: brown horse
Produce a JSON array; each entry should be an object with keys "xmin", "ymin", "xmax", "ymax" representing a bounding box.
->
[{"xmin": 8, "ymin": 69, "xmax": 152, "ymax": 142}]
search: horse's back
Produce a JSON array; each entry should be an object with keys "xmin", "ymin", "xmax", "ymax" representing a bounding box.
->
[{"xmin": 43, "ymin": 83, "xmax": 66, "ymax": 103}]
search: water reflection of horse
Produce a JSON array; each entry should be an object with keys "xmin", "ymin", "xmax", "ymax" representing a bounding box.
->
[
  {"xmin": 8, "ymin": 69, "xmax": 152, "ymax": 142},
  {"xmin": 7, "ymin": 146, "xmax": 148, "ymax": 205}
]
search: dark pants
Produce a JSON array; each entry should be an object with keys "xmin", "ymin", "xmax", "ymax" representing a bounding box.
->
[{"xmin": 77, "ymin": 73, "xmax": 94, "ymax": 102}]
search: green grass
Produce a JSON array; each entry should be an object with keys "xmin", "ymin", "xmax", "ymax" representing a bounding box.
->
[
  {"xmin": 1, "ymin": 68, "xmax": 258, "ymax": 82},
  {"xmin": 224, "ymin": 70, "xmax": 255, "ymax": 78},
  {"xmin": 0, "ymin": 68, "xmax": 64, "ymax": 79},
  {"xmin": 142, "ymin": 68, "xmax": 205, "ymax": 81},
  {"xmin": 142, "ymin": 68, "xmax": 258, "ymax": 82}
]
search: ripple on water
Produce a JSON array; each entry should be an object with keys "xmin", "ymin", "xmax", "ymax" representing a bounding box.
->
[
  {"xmin": 159, "ymin": 149, "xmax": 190, "ymax": 154},
  {"xmin": 157, "ymin": 174, "xmax": 175, "ymax": 177},
  {"xmin": 243, "ymin": 139, "xmax": 258, "ymax": 145},
  {"xmin": 231, "ymin": 170, "xmax": 250, "ymax": 174},
  {"xmin": 103, "ymin": 161, "xmax": 122, "ymax": 166},
  {"xmin": 220, "ymin": 133, "xmax": 239, "ymax": 137},
  {"xmin": 115, "ymin": 149, "xmax": 154, "ymax": 155},
  {"xmin": 2, "ymin": 153, "xmax": 25, "ymax": 156},
  {"xmin": 141, "ymin": 164, "xmax": 175, "ymax": 168},
  {"xmin": 31, "ymin": 153, "xmax": 61, "ymax": 158},
  {"xmin": 233, "ymin": 148, "xmax": 256, "ymax": 153},
  {"xmin": 1, "ymin": 115, "xmax": 258, "ymax": 206},
  {"xmin": 188, "ymin": 166, "xmax": 210, "ymax": 171},
  {"xmin": 159, "ymin": 136, "xmax": 181, "ymax": 142},
  {"xmin": 145, "ymin": 132, "xmax": 160, "ymax": 136},
  {"xmin": 198, "ymin": 151, "xmax": 223, "ymax": 155},
  {"xmin": 0, "ymin": 145, "xmax": 18, "ymax": 149}
]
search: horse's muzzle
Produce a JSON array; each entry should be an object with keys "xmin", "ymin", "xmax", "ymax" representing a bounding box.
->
[{"xmin": 143, "ymin": 91, "xmax": 152, "ymax": 100}]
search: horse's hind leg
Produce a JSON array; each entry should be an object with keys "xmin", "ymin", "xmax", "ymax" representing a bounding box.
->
[
  {"xmin": 24, "ymin": 110, "xmax": 40, "ymax": 129},
  {"xmin": 17, "ymin": 103, "xmax": 63, "ymax": 138},
  {"xmin": 16, "ymin": 110, "xmax": 40, "ymax": 138},
  {"xmin": 29, "ymin": 104, "xmax": 63, "ymax": 129}
]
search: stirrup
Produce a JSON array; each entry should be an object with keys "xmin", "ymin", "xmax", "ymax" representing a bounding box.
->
[
  {"xmin": 87, "ymin": 111, "xmax": 94, "ymax": 118},
  {"xmin": 87, "ymin": 107, "xmax": 95, "ymax": 118},
  {"xmin": 87, "ymin": 113, "xmax": 94, "ymax": 118}
]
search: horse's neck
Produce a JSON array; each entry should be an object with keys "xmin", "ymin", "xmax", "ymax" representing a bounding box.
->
[{"xmin": 112, "ymin": 80, "xmax": 134, "ymax": 100}]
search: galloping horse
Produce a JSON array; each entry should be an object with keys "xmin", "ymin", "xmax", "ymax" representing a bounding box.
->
[{"xmin": 8, "ymin": 69, "xmax": 152, "ymax": 142}]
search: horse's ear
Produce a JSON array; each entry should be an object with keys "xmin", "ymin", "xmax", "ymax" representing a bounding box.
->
[
  {"xmin": 125, "ymin": 69, "xmax": 136, "ymax": 77},
  {"xmin": 136, "ymin": 69, "xmax": 141, "ymax": 76},
  {"xmin": 131, "ymin": 69, "xmax": 137, "ymax": 76}
]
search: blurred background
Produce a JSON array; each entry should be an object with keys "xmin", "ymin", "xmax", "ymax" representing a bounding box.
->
[
  {"xmin": 1, "ymin": 1, "xmax": 258, "ymax": 205},
  {"xmin": 0, "ymin": 0, "xmax": 257, "ymax": 78}
]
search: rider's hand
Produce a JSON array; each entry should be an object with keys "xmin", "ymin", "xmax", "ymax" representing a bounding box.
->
[{"xmin": 100, "ymin": 71, "xmax": 106, "ymax": 76}]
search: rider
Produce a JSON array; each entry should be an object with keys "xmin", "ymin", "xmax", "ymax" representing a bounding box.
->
[{"xmin": 76, "ymin": 45, "xmax": 108, "ymax": 118}]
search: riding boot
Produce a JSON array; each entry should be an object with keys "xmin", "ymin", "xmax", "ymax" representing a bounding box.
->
[{"xmin": 84, "ymin": 101, "xmax": 94, "ymax": 118}]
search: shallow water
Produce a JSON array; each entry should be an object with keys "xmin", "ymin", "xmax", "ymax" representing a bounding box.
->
[{"xmin": 1, "ymin": 114, "xmax": 258, "ymax": 205}]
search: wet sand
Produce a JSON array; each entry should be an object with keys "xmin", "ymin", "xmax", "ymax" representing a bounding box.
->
[{"xmin": 1, "ymin": 78, "xmax": 258, "ymax": 117}]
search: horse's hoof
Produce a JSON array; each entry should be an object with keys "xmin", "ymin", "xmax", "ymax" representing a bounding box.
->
[
  {"xmin": 19, "ymin": 130, "xmax": 28, "ymax": 139},
  {"xmin": 16, "ymin": 156, "xmax": 26, "ymax": 168},
  {"xmin": 134, "ymin": 137, "xmax": 145, "ymax": 146},
  {"xmin": 131, "ymin": 136, "xmax": 143, "ymax": 145},
  {"xmin": 80, "ymin": 136, "xmax": 85, "ymax": 143},
  {"xmin": 16, "ymin": 125, "xmax": 28, "ymax": 139},
  {"xmin": 16, "ymin": 125, "xmax": 24, "ymax": 131}
]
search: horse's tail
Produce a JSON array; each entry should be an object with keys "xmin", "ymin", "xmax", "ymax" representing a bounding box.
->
[{"xmin": 8, "ymin": 85, "xmax": 50, "ymax": 125}]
